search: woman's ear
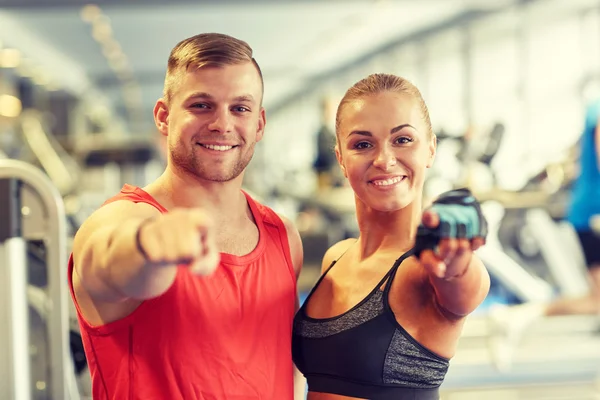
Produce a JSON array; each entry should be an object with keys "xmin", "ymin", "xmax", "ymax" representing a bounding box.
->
[
  {"xmin": 426, "ymin": 134, "xmax": 437, "ymax": 168},
  {"xmin": 335, "ymin": 145, "xmax": 347, "ymax": 178}
]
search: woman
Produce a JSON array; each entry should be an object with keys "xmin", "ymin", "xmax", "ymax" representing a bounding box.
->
[{"xmin": 292, "ymin": 73, "xmax": 490, "ymax": 400}]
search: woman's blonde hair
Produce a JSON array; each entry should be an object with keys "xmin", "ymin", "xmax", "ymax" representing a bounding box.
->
[{"xmin": 335, "ymin": 73, "xmax": 432, "ymax": 140}]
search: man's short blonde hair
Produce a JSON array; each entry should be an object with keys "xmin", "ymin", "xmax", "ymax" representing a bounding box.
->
[{"xmin": 163, "ymin": 33, "xmax": 263, "ymax": 104}]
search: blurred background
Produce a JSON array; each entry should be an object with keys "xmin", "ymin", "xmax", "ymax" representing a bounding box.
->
[{"xmin": 1, "ymin": 0, "xmax": 600, "ymax": 399}]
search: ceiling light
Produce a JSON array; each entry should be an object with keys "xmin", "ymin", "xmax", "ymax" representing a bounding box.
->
[
  {"xmin": 108, "ymin": 56, "xmax": 129, "ymax": 71},
  {"xmin": 102, "ymin": 42, "xmax": 122, "ymax": 59},
  {"xmin": 92, "ymin": 20, "xmax": 113, "ymax": 42},
  {"xmin": 0, "ymin": 95, "xmax": 22, "ymax": 118},
  {"xmin": 46, "ymin": 81, "xmax": 61, "ymax": 91},
  {"xmin": 0, "ymin": 49, "xmax": 21, "ymax": 68},
  {"xmin": 80, "ymin": 4, "xmax": 102, "ymax": 23},
  {"xmin": 32, "ymin": 69, "xmax": 51, "ymax": 86}
]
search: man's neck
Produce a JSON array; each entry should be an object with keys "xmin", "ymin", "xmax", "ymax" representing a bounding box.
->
[{"xmin": 146, "ymin": 165, "xmax": 247, "ymax": 218}]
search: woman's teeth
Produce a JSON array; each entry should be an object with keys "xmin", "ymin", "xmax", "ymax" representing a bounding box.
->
[{"xmin": 372, "ymin": 176, "xmax": 404, "ymax": 186}]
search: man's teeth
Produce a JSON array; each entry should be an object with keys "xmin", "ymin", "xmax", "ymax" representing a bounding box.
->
[
  {"xmin": 372, "ymin": 176, "xmax": 404, "ymax": 186},
  {"xmin": 201, "ymin": 144, "xmax": 233, "ymax": 151}
]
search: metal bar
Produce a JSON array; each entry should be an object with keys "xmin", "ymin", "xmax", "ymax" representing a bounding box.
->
[
  {"xmin": 477, "ymin": 245, "xmax": 554, "ymax": 302},
  {"xmin": 462, "ymin": 24, "xmax": 473, "ymax": 127},
  {"xmin": 0, "ymin": 160, "xmax": 73, "ymax": 400},
  {"xmin": 6, "ymin": 239, "xmax": 30, "ymax": 400},
  {"xmin": 525, "ymin": 209, "xmax": 590, "ymax": 297},
  {"xmin": 0, "ymin": 176, "xmax": 31, "ymax": 400},
  {"xmin": 0, "ymin": 178, "xmax": 21, "ymax": 241}
]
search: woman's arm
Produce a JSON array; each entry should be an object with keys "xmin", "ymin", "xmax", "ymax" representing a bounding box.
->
[
  {"xmin": 418, "ymin": 207, "xmax": 490, "ymax": 318},
  {"xmin": 426, "ymin": 251, "xmax": 490, "ymax": 318}
]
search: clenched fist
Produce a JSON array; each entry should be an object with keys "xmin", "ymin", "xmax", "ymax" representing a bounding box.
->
[
  {"xmin": 414, "ymin": 188, "xmax": 487, "ymax": 280},
  {"xmin": 135, "ymin": 208, "xmax": 220, "ymax": 276}
]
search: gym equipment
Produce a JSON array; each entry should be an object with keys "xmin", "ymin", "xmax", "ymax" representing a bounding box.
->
[
  {"xmin": 429, "ymin": 125, "xmax": 600, "ymax": 394},
  {"xmin": 19, "ymin": 110, "xmax": 80, "ymax": 197},
  {"xmin": 7, "ymin": 108, "xmax": 163, "ymax": 398},
  {"xmin": 477, "ymin": 200, "xmax": 554, "ymax": 303},
  {"xmin": 442, "ymin": 313, "xmax": 600, "ymax": 398},
  {"xmin": 0, "ymin": 159, "xmax": 81, "ymax": 400},
  {"xmin": 429, "ymin": 125, "xmax": 553, "ymax": 303},
  {"xmin": 429, "ymin": 123, "xmax": 590, "ymax": 303},
  {"xmin": 16, "ymin": 109, "xmax": 159, "ymax": 225},
  {"xmin": 485, "ymin": 164, "xmax": 590, "ymax": 299}
]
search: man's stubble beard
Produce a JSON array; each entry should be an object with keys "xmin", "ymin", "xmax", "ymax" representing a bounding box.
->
[{"xmin": 170, "ymin": 141, "xmax": 256, "ymax": 182}]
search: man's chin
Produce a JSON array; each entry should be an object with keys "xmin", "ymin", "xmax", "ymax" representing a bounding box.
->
[
  {"xmin": 193, "ymin": 166, "xmax": 245, "ymax": 183},
  {"xmin": 195, "ymin": 172, "xmax": 237, "ymax": 183}
]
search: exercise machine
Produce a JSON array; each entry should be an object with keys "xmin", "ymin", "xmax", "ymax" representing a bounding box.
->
[{"xmin": 0, "ymin": 159, "xmax": 82, "ymax": 400}]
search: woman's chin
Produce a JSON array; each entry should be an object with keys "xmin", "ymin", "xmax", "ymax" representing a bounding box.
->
[{"xmin": 369, "ymin": 197, "xmax": 413, "ymax": 213}]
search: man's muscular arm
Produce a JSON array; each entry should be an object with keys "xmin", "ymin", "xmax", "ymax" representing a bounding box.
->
[{"xmin": 72, "ymin": 201, "xmax": 219, "ymax": 326}]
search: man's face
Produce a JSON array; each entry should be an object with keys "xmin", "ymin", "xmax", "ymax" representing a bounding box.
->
[{"xmin": 155, "ymin": 62, "xmax": 265, "ymax": 182}]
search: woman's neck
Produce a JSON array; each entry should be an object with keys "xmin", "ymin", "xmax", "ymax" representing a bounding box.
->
[{"xmin": 355, "ymin": 198, "xmax": 423, "ymax": 259}]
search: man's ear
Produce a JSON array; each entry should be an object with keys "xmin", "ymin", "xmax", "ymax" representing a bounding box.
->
[
  {"xmin": 335, "ymin": 145, "xmax": 347, "ymax": 178},
  {"xmin": 154, "ymin": 99, "xmax": 169, "ymax": 136},
  {"xmin": 426, "ymin": 134, "xmax": 437, "ymax": 168},
  {"xmin": 256, "ymin": 107, "xmax": 266, "ymax": 142}
]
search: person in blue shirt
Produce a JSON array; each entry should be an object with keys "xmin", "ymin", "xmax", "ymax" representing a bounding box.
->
[
  {"xmin": 489, "ymin": 99, "xmax": 600, "ymax": 371},
  {"xmin": 553, "ymin": 98, "xmax": 600, "ymax": 316}
]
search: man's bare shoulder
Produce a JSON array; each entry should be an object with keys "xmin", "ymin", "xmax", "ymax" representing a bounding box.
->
[{"xmin": 73, "ymin": 200, "xmax": 161, "ymax": 250}]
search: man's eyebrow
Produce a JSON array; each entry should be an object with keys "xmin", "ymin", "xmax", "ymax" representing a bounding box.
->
[
  {"xmin": 233, "ymin": 94, "xmax": 255, "ymax": 102},
  {"xmin": 183, "ymin": 93, "xmax": 256, "ymax": 103},
  {"xmin": 185, "ymin": 92, "xmax": 213, "ymax": 101}
]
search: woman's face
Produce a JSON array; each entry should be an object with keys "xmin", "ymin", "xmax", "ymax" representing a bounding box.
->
[{"xmin": 336, "ymin": 91, "xmax": 436, "ymax": 212}]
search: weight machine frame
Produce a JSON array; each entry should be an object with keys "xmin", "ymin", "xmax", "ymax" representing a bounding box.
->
[{"xmin": 0, "ymin": 159, "xmax": 79, "ymax": 400}]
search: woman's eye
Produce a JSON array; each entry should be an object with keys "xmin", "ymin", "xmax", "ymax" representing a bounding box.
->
[
  {"xmin": 354, "ymin": 141, "xmax": 372, "ymax": 149},
  {"xmin": 396, "ymin": 137, "xmax": 413, "ymax": 144}
]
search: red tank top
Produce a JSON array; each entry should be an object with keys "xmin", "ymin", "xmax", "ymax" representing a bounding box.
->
[{"xmin": 68, "ymin": 185, "xmax": 297, "ymax": 400}]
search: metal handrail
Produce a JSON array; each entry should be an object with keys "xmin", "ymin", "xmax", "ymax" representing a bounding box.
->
[{"xmin": 0, "ymin": 159, "xmax": 75, "ymax": 400}]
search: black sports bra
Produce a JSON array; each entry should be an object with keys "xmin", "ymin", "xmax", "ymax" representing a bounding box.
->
[{"xmin": 292, "ymin": 249, "xmax": 449, "ymax": 400}]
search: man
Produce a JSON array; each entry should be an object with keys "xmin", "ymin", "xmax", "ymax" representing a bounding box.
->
[{"xmin": 69, "ymin": 33, "xmax": 305, "ymax": 399}]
